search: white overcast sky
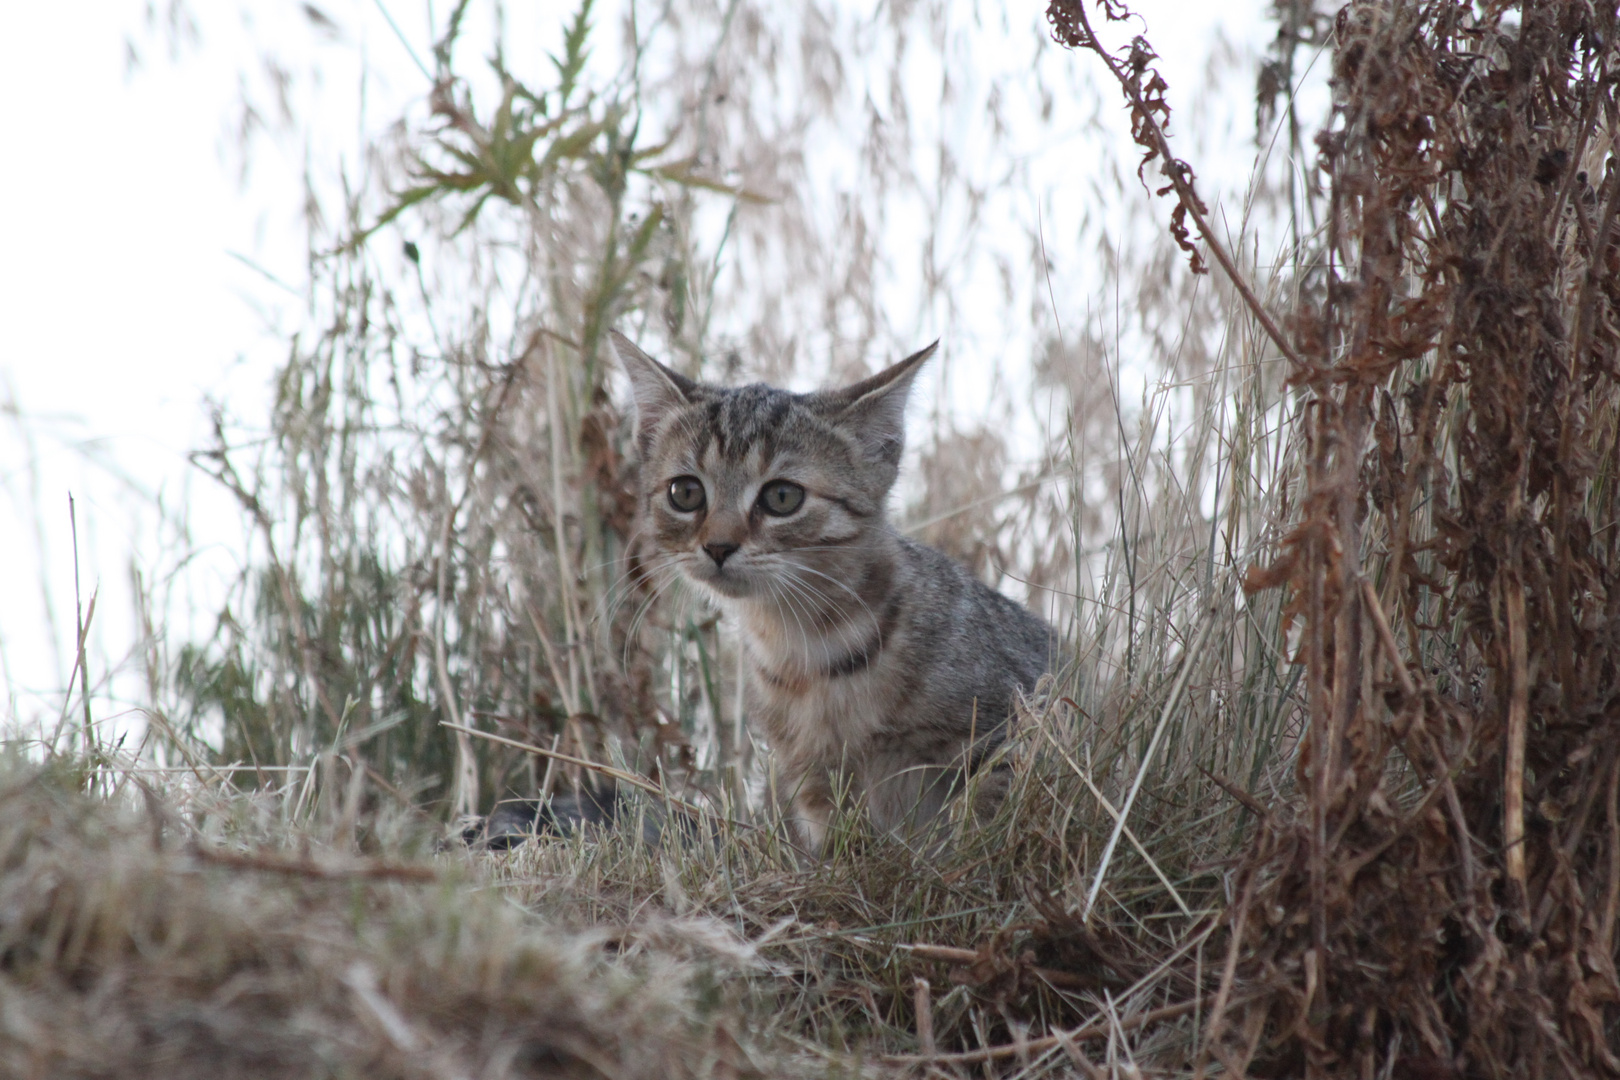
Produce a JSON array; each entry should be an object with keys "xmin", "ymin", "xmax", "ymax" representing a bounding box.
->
[{"xmin": 0, "ymin": 0, "xmax": 1280, "ymax": 734}]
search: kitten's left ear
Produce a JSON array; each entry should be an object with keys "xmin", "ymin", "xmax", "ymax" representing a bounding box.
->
[
  {"xmin": 823, "ymin": 340, "xmax": 938, "ymax": 468},
  {"xmin": 610, "ymin": 331, "xmax": 699, "ymax": 437}
]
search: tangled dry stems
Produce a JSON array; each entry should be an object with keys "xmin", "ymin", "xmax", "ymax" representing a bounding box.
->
[{"xmin": 1127, "ymin": 1, "xmax": 1620, "ymax": 1075}]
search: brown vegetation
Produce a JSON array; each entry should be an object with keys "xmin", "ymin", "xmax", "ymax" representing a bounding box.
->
[
  {"xmin": 1051, "ymin": 0, "xmax": 1620, "ymax": 1072},
  {"xmin": 10, "ymin": 0, "xmax": 1620, "ymax": 1076}
]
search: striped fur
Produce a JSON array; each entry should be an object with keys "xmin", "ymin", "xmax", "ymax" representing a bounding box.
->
[{"xmin": 613, "ymin": 332, "xmax": 1057, "ymax": 852}]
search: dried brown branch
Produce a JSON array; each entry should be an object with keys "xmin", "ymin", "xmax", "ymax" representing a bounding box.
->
[
  {"xmin": 1504, "ymin": 570, "xmax": 1529, "ymax": 900},
  {"xmin": 1360, "ymin": 577, "xmax": 1415, "ymax": 699},
  {"xmin": 1047, "ymin": 0, "xmax": 1306, "ymax": 370}
]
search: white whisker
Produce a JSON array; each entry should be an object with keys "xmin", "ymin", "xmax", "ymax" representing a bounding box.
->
[
  {"xmin": 764, "ymin": 575, "xmax": 818, "ymax": 669},
  {"xmin": 782, "ymin": 563, "xmax": 881, "ymax": 630},
  {"xmin": 596, "ymin": 552, "xmax": 681, "ymax": 632},
  {"xmin": 622, "ymin": 563, "xmax": 689, "ymax": 665}
]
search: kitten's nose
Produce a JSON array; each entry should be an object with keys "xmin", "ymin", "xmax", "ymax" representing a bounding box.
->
[{"xmin": 703, "ymin": 542, "xmax": 739, "ymax": 568}]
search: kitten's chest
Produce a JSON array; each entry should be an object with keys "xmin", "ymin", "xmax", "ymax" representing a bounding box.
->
[
  {"xmin": 733, "ymin": 595, "xmax": 910, "ymax": 769},
  {"xmin": 746, "ymin": 659, "xmax": 896, "ymax": 767}
]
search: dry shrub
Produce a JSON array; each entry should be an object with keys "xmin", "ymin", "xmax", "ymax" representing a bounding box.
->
[
  {"xmin": 1042, "ymin": 0, "xmax": 1620, "ymax": 1074},
  {"xmin": 1101, "ymin": 1, "xmax": 1620, "ymax": 1074}
]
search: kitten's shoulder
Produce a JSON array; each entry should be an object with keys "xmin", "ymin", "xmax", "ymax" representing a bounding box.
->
[{"xmin": 892, "ymin": 533, "xmax": 1055, "ymax": 669}]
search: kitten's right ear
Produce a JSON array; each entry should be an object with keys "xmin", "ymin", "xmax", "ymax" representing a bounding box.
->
[
  {"xmin": 820, "ymin": 340, "xmax": 937, "ymax": 471},
  {"xmin": 611, "ymin": 331, "xmax": 698, "ymax": 433}
]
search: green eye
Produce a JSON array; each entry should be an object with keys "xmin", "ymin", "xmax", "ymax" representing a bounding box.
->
[
  {"xmin": 758, "ymin": 480, "xmax": 805, "ymax": 517},
  {"xmin": 668, "ymin": 476, "xmax": 706, "ymax": 512}
]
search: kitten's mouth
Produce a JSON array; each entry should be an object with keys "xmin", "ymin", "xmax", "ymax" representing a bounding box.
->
[{"xmin": 686, "ymin": 557, "xmax": 759, "ymax": 599}]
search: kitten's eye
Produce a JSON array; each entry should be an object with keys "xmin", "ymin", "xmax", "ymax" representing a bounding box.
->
[
  {"xmin": 668, "ymin": 476, "xmax": 706, "ymax": 513},
  {"xmin": 758, "ymin": 480, "xmax": 805, "ymax": 517}
]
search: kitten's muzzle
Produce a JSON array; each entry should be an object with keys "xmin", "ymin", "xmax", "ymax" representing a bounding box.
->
[{"xmin": 703, "ymin": 541, "xmax": 740, "ymax": 568}]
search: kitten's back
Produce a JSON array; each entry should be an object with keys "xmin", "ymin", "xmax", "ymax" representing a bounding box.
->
[{"xmin": 888, "ymin": 534, "xmax": 1054, "ymax": 736}]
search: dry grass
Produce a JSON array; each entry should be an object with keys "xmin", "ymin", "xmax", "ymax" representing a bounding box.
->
[
  {"xmin": 0, "ymin": 759, "xmax": 817, "ymax": 1079},
  {"xmin": 9, "ymin": 0, "xmax": 1620, "ymax": 1076}
]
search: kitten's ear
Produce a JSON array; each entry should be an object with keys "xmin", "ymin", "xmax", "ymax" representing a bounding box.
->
[
  {"xmin": 823, "ymin": 341, "xmax": 937, "ymax": 469},
  {"xmin": 611, "ymin": 331, "xmax": 698, "ymax": 433}
]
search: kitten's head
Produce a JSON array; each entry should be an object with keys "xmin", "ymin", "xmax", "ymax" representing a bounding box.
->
[{"xmin": 612, "ymin": 331, "xmax": 935, "ymax": 604}]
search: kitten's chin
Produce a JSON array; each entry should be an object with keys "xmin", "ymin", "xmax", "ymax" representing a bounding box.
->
[{"xmin": 686, "ymin": 566, "xmax": 761, "ymax": 601}]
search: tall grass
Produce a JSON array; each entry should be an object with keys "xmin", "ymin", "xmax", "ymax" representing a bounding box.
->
[
  {"xmin": 96, "ymin": 1, "xmax": 1311, "ymax": 1070},
  {"xmin": 135, "ymin": 0, "xmax": 1299, "ymax": 831}
]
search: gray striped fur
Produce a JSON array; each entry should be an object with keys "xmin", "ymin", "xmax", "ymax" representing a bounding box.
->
[{"xmin": 612, "ymin": 332, "xmax": 1057, "ymax": 852}]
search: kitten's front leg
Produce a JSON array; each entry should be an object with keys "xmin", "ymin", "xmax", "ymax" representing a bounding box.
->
[{"xmin": 788, "ymin": 774, "xmax": 835, "ymax": 856}]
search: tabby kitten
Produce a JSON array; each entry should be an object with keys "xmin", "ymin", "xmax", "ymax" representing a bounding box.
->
[{"xmin": 613, "ymin": 331, "xmax": 1056, "ymax": 852}]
